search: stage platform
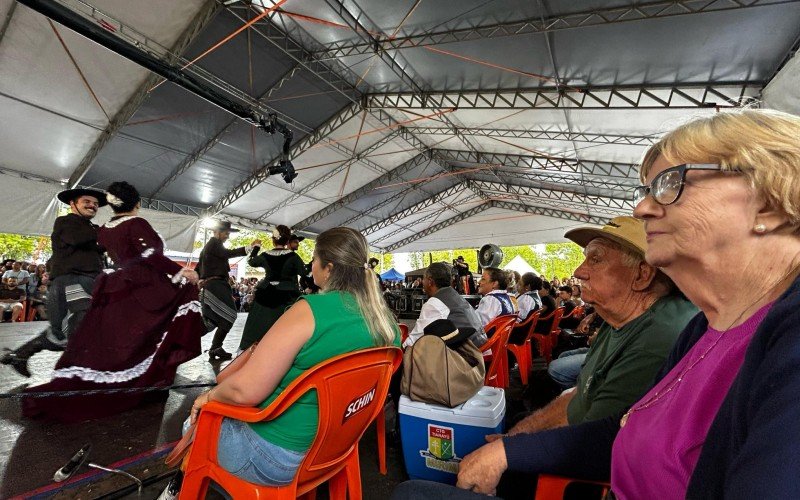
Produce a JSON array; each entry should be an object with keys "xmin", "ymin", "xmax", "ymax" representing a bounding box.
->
[{"xmin": 0, "ymin": 316, "xmax": 414, "ymax": 499}]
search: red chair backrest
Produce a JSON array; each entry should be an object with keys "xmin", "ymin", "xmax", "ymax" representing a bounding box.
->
[
  {"xmin": 480, "ymin": 315, "xmax": 516, "ymax": 385},
  {"xmin": 510, "ymin": 310, "xmax": 540, "ymax": 345},
  {"xmin": 195, "ymin": 347, "xmax": 402, "ymax": 491},
  {"xmin": 399, "ymin": 324, "xmax": 409, "ymax": 344},
  {"xmin": 484, "ymin": 313, "xmax": 518, "ymax": 338},
  {"xmin": 285, "ymin": 348, "xmax": 402, "ymax": 486}
]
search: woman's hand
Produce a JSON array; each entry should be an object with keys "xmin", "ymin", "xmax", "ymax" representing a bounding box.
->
[
  {"xmin": 456, "ymin": 438, "xmax": 508, "ymax": 494},
  {"xmin": 182, "ymin": 268, "xmax": 200, "ymax": 285},
  {"xmin": 190, "ymin": 389, "xmax": 214, "ymax": 425}
]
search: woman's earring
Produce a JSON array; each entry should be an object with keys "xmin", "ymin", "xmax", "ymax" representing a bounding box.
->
[{"xmin": 754, "ymin": 223, "xmax": 767, "ymax": 234}]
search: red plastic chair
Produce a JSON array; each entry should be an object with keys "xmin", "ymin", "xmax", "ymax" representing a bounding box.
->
[
  {"xmin": 375, "ymin": 325, "xmax": 406, "ymax": 476},
  {"xmin": 507, "ymin": 311, "xmax": 540, "ymax": 385},
  {"xmin": 399, "ymin": 324, "xmax": 409, "ymax": 345},
  {"xmin": 180, "ymin": 347, "xmax": 403, "ymax": 500},
  {"xmin": 531, "ymin": 308, "xmax": 564, "ymax": 364},
  {"xmin": 534, "ymin": 474, "xmax": 610, "ymax": 500},
  {"xmin": 480, "ymin": 314, "xmax": 517, "ymax": 388},
  {"xmin": 10, "ymin": 300, "xmax": 28, "ymax": 322}
]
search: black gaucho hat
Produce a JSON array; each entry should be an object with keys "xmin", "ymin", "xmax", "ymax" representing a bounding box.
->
[
  {"xmin": 423, "ymin": 319, "xmax": 475, "ymax": 347},
  {"xmin": 57, "ymin": 188, "xmax": 108, "ymax": 206},
  {"xmin": 213, "ymin": 220, "xmax": 239, "ymax": 233},
  {"xmin": 288, "ymin": 234, "xmax": 305, "ymax": 242}
]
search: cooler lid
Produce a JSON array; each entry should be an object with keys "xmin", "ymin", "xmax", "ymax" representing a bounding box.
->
[{"xmin": 399, "ymin": 387, "xmax": 505, "ymax": 426}]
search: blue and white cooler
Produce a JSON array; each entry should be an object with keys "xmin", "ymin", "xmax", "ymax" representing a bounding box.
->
[{"xmin": 398, "ymin": 386, "xmax": 506, "ymax": 484}]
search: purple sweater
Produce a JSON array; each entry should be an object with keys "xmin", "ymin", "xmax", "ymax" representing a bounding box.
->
[
  {"xmin": 503, "ymin": 275, "xmax": 800, "ymax": 499},
  {"xmin": 611, "ymin": 302, "xmax": 773, "ymax": 499}
]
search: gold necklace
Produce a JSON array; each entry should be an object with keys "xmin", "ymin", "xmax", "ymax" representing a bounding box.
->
[{"xmin": 620, "ymin": 259, "xmax": 800, "ymax": 428}]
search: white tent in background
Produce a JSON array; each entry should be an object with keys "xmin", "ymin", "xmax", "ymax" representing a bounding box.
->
[{"xmin": 503, "ymin": 255, "xmax": 542, "ymax": 277}]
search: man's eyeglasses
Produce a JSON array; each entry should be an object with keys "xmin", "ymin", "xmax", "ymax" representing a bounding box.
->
[{"xmin": 633, "ymin": 163, "xmax": 737, "ymax": 206}]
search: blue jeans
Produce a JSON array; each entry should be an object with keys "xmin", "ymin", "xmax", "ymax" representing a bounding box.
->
[
  {"xmin": 215, "ymin": 417, "xmax": 307, "ymax": 486},
  {"xmin": 547, "ymin": 347, "xmax": 589, "ymax": 389}
]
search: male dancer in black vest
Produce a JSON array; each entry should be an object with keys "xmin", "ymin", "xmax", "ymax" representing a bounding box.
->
[
  {"xmin": 197, "ymin": 221, "xmax": 259, "ymax": 361},
  {"xmin": 1, "ymin": 188, "xmax": 107, "ymax": 377}
]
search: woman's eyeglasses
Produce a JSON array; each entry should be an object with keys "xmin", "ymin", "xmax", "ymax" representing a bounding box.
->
[{"xmin": 633, "ymin": 164, "xmax": 736, "ymax": 206}]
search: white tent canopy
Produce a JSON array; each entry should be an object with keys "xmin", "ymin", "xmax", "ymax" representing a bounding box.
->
[
  {"xmin": 1, "ymin": 0, "xmax": 798, "ymax": 253},
  {"xmin": 503, "ymin": 255, "xmax": 541, "ymax": 277}
]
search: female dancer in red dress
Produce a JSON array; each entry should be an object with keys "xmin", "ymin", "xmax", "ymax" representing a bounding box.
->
[{"xmin": 23, "ymin": 182, "xmax": 205, "ymax": 422}]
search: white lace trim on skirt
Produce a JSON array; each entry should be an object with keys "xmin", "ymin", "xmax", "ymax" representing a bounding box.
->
[{"xmin": 51, "ymin": 301, "xmax": 202, "ymax": 384}]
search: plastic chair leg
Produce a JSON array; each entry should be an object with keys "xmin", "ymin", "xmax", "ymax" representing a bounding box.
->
[
  {"xmin": 376, "ymin": 404, "xmax": 387, "ymax": 475},
  {"xmin": 298, "ymin": 490, "xmax": 317, "ymax": 500},
  {"xmin": 345, "ymin": 450, "xmax": 363, "ymax": 500},
  {"xmin": 178, "ymin": 473, "xmax": 210, "ymax": 500},
  {"xmin": 328, "ymin": 470, "xmax": 348, "ymax": 500}
]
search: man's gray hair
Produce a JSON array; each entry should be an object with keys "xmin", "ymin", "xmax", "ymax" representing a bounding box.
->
[{"xmin": 425, "ymin": 262, "xmax": 453, "ymax": 289}]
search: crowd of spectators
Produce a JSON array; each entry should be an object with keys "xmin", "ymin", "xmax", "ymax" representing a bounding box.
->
[{"xmin": 0, "ymin": 259, "xmax": 49, "ymax": 322}]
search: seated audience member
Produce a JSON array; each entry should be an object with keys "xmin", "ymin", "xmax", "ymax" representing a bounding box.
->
[
  {"xmin": 515, "ymin": 273, "xmax": 543, "ymax": 322},
  {"xmin": 571, "ymin": 284, "xmax": 584, "ymax": 307},
  {"xmin": 557, "ymin": 285, "xmax": 576, "ymax": 313},
  {"xmin": 26, "ymin": 263, "xmax": 40, "ymax": 297},
  {"xmin": 495, "ymin": 217, "xmax": 696, "ymax": 436},
  {"xmin": 2, "ymin": 261, "xmax": 30, "ymax": 291},
  {"xmin": 393, "ymin": 108, "xmax": 800, "ymax": 500},
  {"xmin": 404, "ymin": 262, "xmax": 486, "ymax": 348},
  {"xmin": 506, "ymin": 270, "xmax": 520, "ymax": 310},
  {"xmin": 476, "ymin": 267, "xmax": 516, "ymax": 328},
  {"xmin": 533, "ymin": 281, "xmax": 558, "ymax": 334},
  {"xmin": 30, "ymin": 283, "xmax": 48, "ymax": 320},
  {"xmin": 547, "ymin": 311, "xmax": 603, "ymax": 390},
  {"xmin": 0, "ymin": 277, "xmax": 26, "ymax": 322},
  {"xmin": 161, "ymin": 227, "xmax": 400, "ymax": 497}
]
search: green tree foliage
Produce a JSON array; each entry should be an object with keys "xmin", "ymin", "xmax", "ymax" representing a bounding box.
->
[
  {"xmin": 538, "ymin": 243, "xmax": 585, "ymax": 280},
  {"xmin": 407, "ymin": 251, "xmax": 425, "ymax": 271},
  {"xmin": 368, "ymin": 252, "xmax": 394, "ymax": 272},
  {"xmin": 0, "ymin": 233, "xmax": 51, "ymax": 261}
]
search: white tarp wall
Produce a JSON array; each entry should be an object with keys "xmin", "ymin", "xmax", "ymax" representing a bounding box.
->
[
  {"xmin": 0, "ymin": 172, "xmax": 199, "ymax": 253},
  {"xmin": 763, "ymin": 51, "xmax": 800, "ymax": 116},
  {"xmin": 0, "ymin": 174, "xmax": 62, "ymax": 236},
  {"xmin": 94, "ymin": 207, "xmax": 199, "ymax": 253}
]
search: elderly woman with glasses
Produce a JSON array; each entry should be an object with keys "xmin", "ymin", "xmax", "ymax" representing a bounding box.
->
[{"xmin": 391, "ymin": 108, "xmax": 800, "ymax": 500}]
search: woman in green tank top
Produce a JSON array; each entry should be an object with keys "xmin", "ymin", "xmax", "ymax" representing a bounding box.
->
[{"xmin": 161, "ymin": 227, "xmax": 399, "ymax": 497}]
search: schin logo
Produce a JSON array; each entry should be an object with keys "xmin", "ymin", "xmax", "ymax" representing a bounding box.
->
[{"xmin": 342, "ymin": 385, "xmax": 377, "ymax": 423}]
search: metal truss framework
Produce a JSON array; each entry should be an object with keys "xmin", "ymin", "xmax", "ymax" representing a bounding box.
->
[
  {"xmin": 313, "ymin": 0, "xmax": 783, "ymax": 59},
  {"xmin": 471, "ymin": 180, "xmax": 634, "ymax": 211},
  {"xmin": 150, "ymin": 63, "xmax": 303, "ymax": 198},
  {"xmin": 362, "ymin": 181, "xmax": 475, "ymax": 236},
  {"xmin": 404, "ymin": 126, "xmax": 659, "ymax": 146},
  {"xmin": 363, "ymin": 178, "xmax": 631, "ymax": 242},
  {"xmin": 67, "ymin": 0, "xmax": 222, "ymax": 188},
  {"xmin": 333, "ymin": 144, "xmax": 638, "ymax": 230},
  {"xmin": 224, "ymin": 4, "xmax": 361, "ymax": 103},
  {"xmin": 364, "ymin": 83, "xmax": 760, "ymax": 110},
  {"xmin": 481, "ymin": 169, "xmax": 638, "ymax": 193},
  {"xmin": 383, "ymin": 200, "xmax": 608, "ymax": 252},
  {"xmin": 210, "ymin": 5, "xmax": 493, "ymax": 224},
  {"xmin": 434, "ymin": 148, "xmax": 639, "ymax": 179},
  {"xmin": 320, "ymin": 0, "xmax": 498, "ymax": 197},
  {"xmin": 292, "ymin": 151, "xmax": 440, "ymax": 230},
  {"xmin": 139, "ymin": 197, "xmax": 205, "ymax": 217},
  {"xmin": 255, "ymin": 129, "xmax": 401, "ymax": 221},
  {"xmin": 210, "ymin": 102, "xmax": 361, "ymax": 214}
]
